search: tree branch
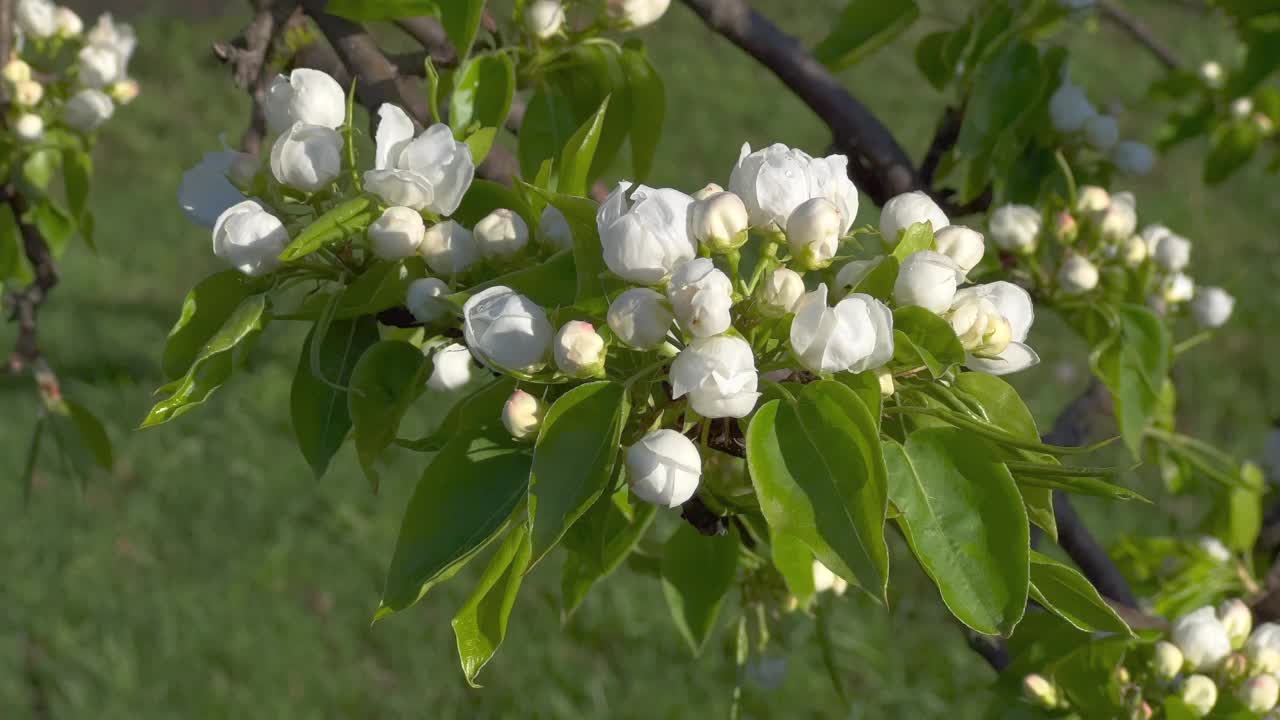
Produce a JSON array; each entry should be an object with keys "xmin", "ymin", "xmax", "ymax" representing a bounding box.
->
[
  {"xmin": 212, "ymin": 1, "xmax": 302, "ymax": 155},
  {"xmin": 3, "ymin": 185, "xmax": 62, "ymax": 401},
  {"xmin": 1098, "ymin": 0, "xmax": 1182, "ymax": 71}
]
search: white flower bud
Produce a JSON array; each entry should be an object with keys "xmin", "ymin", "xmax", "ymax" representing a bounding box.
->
[
  {"xmin": 785, "ymin": 197, "xmax": 842, "ymax": 269},
  {"xmin": 211, "ymin": 200, "xmax": 288, "ymax": 277},
  {"xmin": 1162, "ymin": 273, "xmax": 1195, "ymax": 304},
  {"xmin": 553, "ymin": 320, "xmax": 606, "ymax": 377},
  {"xmin": 1058, "ymin": 255, "xmax": 1099, "ymax": 295},
  {"xmin": 670, "ymin": 335, "xmax": 760, "ymax": 419},
  {"xmin": 1084, "ymin": 113, "xmax": 1119, "ymax": 150},
  {"xmin": 1219, "ymin": 599, "xmax": 1254, "ymax": 650},
  {"xmin": 1050, "ymin": 82, "xmax": 1097, "ymax": 133},
  {"xmin": 598, "ymin": 182, "xmax": 695, "ymax": 284},
  {"xmin": 503, "ymin": 389, "xmax": 546, "ymax": 441},
  {"xmin": 427, "ymin": 343, "xmax": 478, "ymax": 392},
  {"xmin": 1200, "ymin": 536, "xmax": 1231, "ymax": 562},
  {"xmin": 877, "ymin": 368, "xmax": 895, "ymax": 397},
  {"xmin": 1257, "ymin": 649, "xmax": 1280, "ymax": 675},
  {"xmin": 14, "ymin": 80, "xmax": 43, "ymax": 107},
  {"xmin": 1201, "ymin": 61, "xmax": 1224, "ymax": 88},
  {"xmin": 879, "ymin": 191, "xmax": 949, "ymax": 245},
  {"xmin": 1153, "ymin": 233, "xmax": 1191, "ymax": 271},
  {"xmin": 525, "ymin": 0, "xmax": 566, "ymax": 39},
  {"xmin": 812, "ymin": 560, "xmax": 848, "ymax": 596},
  {"xmin": 86, "ymin": 14, "xmax": 136, "ymax": 68},
  {"xmin": 1181, "ymin": 674, "xmax": 1218, "ymax": 717},
  {"xmin": 834, "ymin": 257, "xmax": 884, "ymax": 292},
  {"xmin": 790, "ymin": 284, "xmax": 894, "ymax": 375},
  {"xmin": 2, "ymin": 59, "xmax": 32, "ymax": 84},
  {"xmin": 13, "ymin": 113, "xmax": 43, "ymax": 143},
  {"xmin": 1241, "ymin": 675, "xmax": 1280, "ymax": 713},
  {"xmin": 627, "ymin": 429, "xmax": 700, "ymax": 508},
  {"xmin": 1099, "ymin": 194, "xmax": 1138, "ymax": 242},
  {"xmin": 405, "ymin": 277, "xmax": 449, "ymax": 324},
  {"xmin": 264, "ymin": 69, "xmax": 346, "ymax": 133},
  {"xmin": 475, "ymin": 208, "xmax": 530, "ymax": 259},
  {"xmin": 78, "ymin": 44, "xmax": 123, "ymax": 88},
  {"xmin": 1232, "ymin": 97, "xmax": 1255, "ymax": 120},
  {"xmin": 368, "ymin": 206, "xmax": 425, "ymax": 260},
  {"xmin": 1173, "ymin": 606, "xmax": 1233, "ymax": 671},
  {"xmin": 1023, "ymin": 674, "xmax": 1059, "ymax": 709},
  {"xmin": 538, "ymin": 205, "xmax": 574, "ymax": 252},
  {"xmin": 1122, "ymin": 235, "xmax": 1148, "ymax": 266},
  {"xmin": 988, "ymin": 204, "xmax": 1041, "ymax": 253},
  {"xmin": 667, "ymin": 258, "xmax": 734, "ymax": 338},
  {"xmin": 1191, "ymin": 286, "xmax": 1234, "ymax": 328},
  {"xmin": 607, "ymin": 287, "xmax": 674, "ymax": 349},
  {"xmin": 895, "ymin": 251, "xmax": 960, "ymax": 314},
  {"xmin": 16, "ymin": 0, "xmax": 56, "ymax": 38},
  {"xmin": 729, "ymin": 143, "xmax": 858, "ymax": 234},
  {"xmin": 55, "ymin": 6, "xmax": 83, "ymax": 35},
  {"xmin": 1076, "ymin": 185, "xmax": 1111, "ymax": 214},
  {"xmin": 462, "ymin": 285, "xmax": 554, "ymax": 373},
  {"xmin": 758, "ymin": 268, "xmax": 805, "ymax": 317},
  {"xmin": 948, "ymin": 282, "xmax": 1039, "ymax": 376},
  {"xmin": 1112, "ymin": 141, "xmax": 1156, "ymax": 175},
  {"xmin": 934, "ymin": 225, "xmax": 985, "ymax": 279},
  {"xmin": 614, "ymin": 0, "xmax": 671, "ymax": 29},
  {"xmin": 419, "ymin": 220, "xmax": 479, "ymax": 275},
  {"xmin": 1152, "ymin": 641, "xmax": 1184, "ymax": 680},
  {"xmin": 108, "ymin": 78, "xmax": 140, "ymax": 105},
  {"xmin": 690, "ymin": 191, "xmax": 749, "ymax": 252},
  {"xmin": 269, "ymin": 123, "xmax": 342, "ymax": 192},
  {"xmin": 1250, "ymin": 625, "xmax": 1280, "ymax": 669},
  {"xmin": 692, "ymin": 183, "xmax": 724, "ymax": 201}
]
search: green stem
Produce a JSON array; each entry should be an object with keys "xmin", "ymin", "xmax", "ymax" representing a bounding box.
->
[{"xmin": 1173, "ymin": 331, "xmax": 1213, "ymax": 356}]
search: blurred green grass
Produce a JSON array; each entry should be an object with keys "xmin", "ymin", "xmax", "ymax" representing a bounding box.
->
[{"xmin": 2, "ymin": 1, "xmax": 1277, "ymax": 717}]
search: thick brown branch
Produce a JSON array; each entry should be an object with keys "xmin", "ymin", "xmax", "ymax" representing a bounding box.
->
[
  {"xmin": 3, "ymin": 186, "xmax": 61, "ymax": 399},
  {"xmin": 394, "ymin": 17, "xmax": 458, "ymax": 66},
  {"xmin": 211, "ymin": 1, "xmax": 302, "ymax": 155},
  {"xmin": 920, "ymin": 105, "xmax": 964, "ymax": 188},
  {"xmin": 1098, "ymin": 0, "xmax": 1182, "ymax": 71}
]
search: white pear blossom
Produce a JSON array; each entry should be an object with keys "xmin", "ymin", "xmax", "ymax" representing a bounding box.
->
[
  {"xmin": 269, "ymin": 123, "xmax": 342, "ymax": 192},
  {"xmin": 948, "ymin": 282, "xmax": 1039, "ymax": 376},
  {"xmin": 692, "ymin": 183, "xmax": 724, "ymax": 201},
  {"xmin": 1162, "ymin": 273, "xmax": 1195, "ymax": 304},
  {"xmin": 1232, "ymin": 97, "xmax": 1255, "ymax": 120},
  {"xmin": 1122, "ymin": 235, "xmax": 1148, "ymax": 266},
  {"xmin": 368, "ymin": 206, "xmax": 425, "ymax": 260},
  {"xmin": 667, "ymin": 258, "xmax": 734, "ymax": 338},
  {"xmin": 78, "ymin": 43, "xmax": 124, "ymax": 88},
  {"xmin": 553, "ymin": 320, "xmax": 606, "ymax": 377},
  {"xmin": 13, "ymin": 80, "xmax": 42, "ymax": 106},
  {"xmin": 211, "ymin": 200, "xmax": 288, "ymax": 277},
  {"xmin": 1242, "ymin": 675, "xmax": 1280, "ymax": 714},
  {"xmin": 1140, "ymin": 224, "xmax": 1171, "ymax": 254},
  {"xmin": 989, "ymin": 204, "xmax": 1041, "ymax": 253},
  {"xmin": 835, "ymin": 257, "xmax": 884, "ymax": 292},
  {"xmin": 934, "ymin": 225, "xmax": 985, "ymax": 280},
  {"xmin": 1173, "ymin": 606, "xmax": 1233, "ymax": 671},
  {"xmin": 364, "ymin": 104, "xmax": 475, "ymax": 215},
  {"xmin": 109, "ymin": 78, "xmax": 140, "ymax": 105},
  {"xmin": 1181, "ymin": 674, "xmax": 1218, "ymax": 717},
  {"xmin": 670, "ymin": 335, "xmax": 760, "ymax": 419},
  {"xmin": 526, "ymin": 0, "xmax": 566, "ymax": 39},
  {"xmin": 462, "ymin": 286, "xmax": 554, "ymax": 372},
  {"xmin": 1099, "ymin": 193, "xmax": 1138, "ymax": 242},
  {"xmin": 16, "ymin": 0, "xmax": 56, "ymax": 38},
  {"xmin": 179, "ymin": 150, "xmax": 250, "ymax": 228},
  {"xmin": 786, "ymin": 197, "xmax": 842, "ymax": 269},
  {"xmin": 1084, "ymin": 113, "xmax": 1119, "ymax": 150},
  {"xmin": 790, "ymin": 283, "xmax": 894, "ymax": 375},
  {"xmin": 758, "ymin": 268, "xmax": 805, "ymax": 317},
  {"xmin": 419, "ymin": 220, "xmax": 479, "ymax": 275},
  {"xmin": 895, "ymin": 251, "xmax": 960, "ymax": 314},
  {"xmin": 1152, "ymin": 641, "xmax": 1184, "ymax": 680},
  {"xmin": 598, "ymin": 181, "xmax": 695, "ymax": 284},
  {"xmin": 1199, "ymin": 536, "xmax": 1232, "ymax": 562},
  {"xmin": 690, "ymin": 191, "xmax": 749, "ymax": 252},
  {"xmin": 1058, "ymin": 255, "xmax": 1099, "ymax": 294},
  {"xmin": 475, "ymin": 208, "xmax": 530, "ymax": 259},
  {"xmin": 2, "ymin": 59, "xmax": 31, "ymax": 84},
  {"xmin": 626, "ymin": 429, "xmax": 701, "ymax": 508},
  {"xmin": 608, "ymin": 288, "xmax": 674, "ymax": 349},
  {"xmin": 62, "ymin": 88, "xmax": 114, "ymax": 132},
  {"xmin": 264, "ymin": 69, "xmax": 345, "ymax": 133},
  {"xmin": 729, "ymin": 143, "xmax": 858, "ymax": 233},
  {"xmin": 1220, "ymin": 599, "xmax": 1253, "ymax": 650},
  {"xmin": 14, "ymin": 113, "xmax": 43, "ymax": 142},
  {"xmin": 1112, "ymin": 141, "xmax": 1156, "ymax": 175},
  {"xmin": 1050, "ymin": 81, "xmax": 1097, "ymax": 133},
  {"xmin": 86, "ymin": 13, "xmax": 137, "ymax": 69},
  {"xmin": 538, "ymin": 205, "xmax": 574, "ymax": 252},
  {"xmin": 614, "ymin": 0, "xmax": 671, "ymax": 28},
  {"xmin": 427, "ymin": 343, "xmax": 478, "ymax": 392},
  {"xmin": 1250, "ymin": 625, "xmax": 1280, "ymax": 669},
  {"xmin": 1076, "ymin": 185, "xmax": 1111, "ymax": 214},
  {"xmin": 1192, "ymin": 287, "xmax": 1234, "ymax": 328},
  {"xmin": 1201, "ymin": 61, "xmax": 1224, "ymax": 88},
  {"xmin": 503, "ymin": 389, "xmax": 546, "ymax": 441},
  {"xmin": 879, "ymin": 191, "xmax": 949, "ymax": 244},
  {"xmin": 54, "ymin": 6, "xmax": 82, "ymax": 35},
  {"xmin": 405, "ymin": 277, "xmax": 449, "ymax": 323},
  {"xmin": 812, "ymin": 560, "xmax": 848, "ymax": 595},
  {"xmin": 1153, "ymin": 233, "xmax": 1191, "ymax": 271}
]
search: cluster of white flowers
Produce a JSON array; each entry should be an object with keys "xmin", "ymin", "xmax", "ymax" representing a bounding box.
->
[
  {"xmin": 3, "ymin": 3, "xmax": 137, "ymax": 144},
  {"xmin": 1049, "ymin": 77, "xmax": 1155, "ymax": 176},
  {"xmin": 1199, "ymin": 61, "xmax": 1276, "ymax": 137},
  {"xmin": 523, "ymin": 0, "xmax": 670, "ymax": 39}
]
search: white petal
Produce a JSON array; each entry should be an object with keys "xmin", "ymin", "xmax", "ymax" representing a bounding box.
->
[{"xmin": 375, "ymin": 103, "xmax": 415, "ymax": 170}]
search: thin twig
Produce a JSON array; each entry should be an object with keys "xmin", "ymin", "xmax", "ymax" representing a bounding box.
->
[
  {"xmin": 2, "ymin": 185, "xmax": 62, "ymax": 401},
  {"xmin": 1098, "ymin": 0, "xmax": 1182, "ymax": 71}
]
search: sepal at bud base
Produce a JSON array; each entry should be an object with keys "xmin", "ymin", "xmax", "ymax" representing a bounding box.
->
[
  {"xmin": 503, "ymin": 389, "xmax": 546, "ymax": 441},
  {"xmin": 626, "ymin": 429, "xmax": 701, "ymax": 507},
  {"xmin": 553, "ymin": 321, "xmax": 607, "ymax": 378}
]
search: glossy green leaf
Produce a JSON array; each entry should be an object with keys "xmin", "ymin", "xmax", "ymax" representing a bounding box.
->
[
  {"xmin": 290, "ymin": 315, "xmax": 380, "ymax": 478},
  {"xmin": 1094, "ymin": 304, "xmax": 1170, "ymax": 455},
  {"xmin": 528, "ymin": 381, "xmax": 629, "ymax": 565},
  {"xmin": 852, "ymin": 255, "xmax": 898, "ymax": 302},
  {"xmin": 438, "ymin": 0, "xmax": 485, "ymax": 60},
  {"xmin": 915, "ymin": 30, "xmax": 954, "ymax": 91},
  {"xmin": 620, "ymin": 43, "xmax": 664, "ymax": 182},
  {"xmin": 21, "ymin": 148, "xmax": 59, "ymax": 191},
  {"xmin": 451, "ymin": 523, "xmax": 532, "ymax": 687},
  {"xmin": 463, "ymin": 126, "xmax": 497, "ymax": 164},
  {"xmin": 278, "ymin": 196, "xmax": 376, "ymax": 261},
  {"xmin": 892, "ymin": 306, "xmax": 965, "ymax": 378},
  {"xmin": 521, "ymin": 186, "xmax": 620, "ymax": 310},
  {"xmin": 62, "ymin": 149, "xmax": 92, "ymax": 246},
  {"xmin": 771, "ymin": 531, "xmax": 817, "ymax": 606},
  {"xmin": 547, "ymin": 44, "xmax": 630, "ymax": 182},
  {"xmin": 745, "ymin": 381, "xmax": 889, "ymax": 599},
  {"xmin": 462, "ymin": 248, "xmax": 577, "ymax": 308},
  {"xmin": 162, "ymin": 270, "xmax": 266, "ymax": 379},
  {"xmin": 61, "ymin": 399, "xmax": 113, "ymax": 469},
  {"xmin": 890, "ymin": 221, "xmax": 935, "ymax": 258},
  {"xmin": 561, "ymin": 488, "xmax": 656, "ymax": 615},
  {"xmin": 1028, "ymin": 551, "xmax": 1131, "ymax": 636},
  {"xmin": 450, "ymin": 52, "xmax": 515, "ymax": 137},
  {"xmin": 557, "ymin": 96, "xmax": 610, "ymax": 198},
  {"xmin": 348, "ymin": 341, "xmax": 430, "ymax": 491},
  {"xmin": 661, "ymin": 523, "xmax": 739, "ymax": 654},
  {"xmin": 884, "ymin": 429, "xmax": 1029, "ymax": 635},
  {"xmin": 837, "ymin": 371, "xmax": 882, "ymax": 429},
  {"xmin": 814, "ymin": 0, "xmax": 919, "ymax": 70},
  {"xmin": 33, "ymin": 201, "xmax": 75, "ymax": 256},
  {"xmin": 955, "ymin": 41, "xmax": 1046, "ymax": 160},
  {"xmin": 518, "ymin": 85, "xmax": 577, "ymax": 182}
]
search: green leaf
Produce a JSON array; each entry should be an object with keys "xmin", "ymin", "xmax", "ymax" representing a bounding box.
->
[
  {"xmin": 547, "ymin": 44, "xmax": 630, "ymax": 182},
  {"xmin": 814, "ymin": 0, "xmax": 920, "ymax": 70},
  {"xmin": 1162, "ymin": 697, "xmax": 1199, "ymax": 720},
  {"xmin": 1205, "ymin": 121, "xmax": 1261, "ymax": 185},
  {"xmin": 143, "ymin": 295, "xmax": 270, "ymax": 427},
  {"xmin": 528, "ymin": 381, "xmax": 629, "ymax": 565},
  {"xmin": 955, "ymin": 41, "xmax": 1046, "ymax": 160},
  {"xmin": 348, "ymin": 340, "xmax": 430, "ymax": 491},
  {"xmin": 380, "ymin": 426, "xmax": 531, "ymax": 614},
  {"xmin": 517, "ymin": 85, "xmax": 578, "ymax": 184},
  {"xmin": 557, "ymin": 96, "xmax": 610, "ymax": 198},
  {"xmin": 278, "ymin": 196, "xmax": 376, "ymax": 261},
  {"xmin": 771, "ymin": 531, "xmax": 817, "ymax": 606},
  {"xmin": 661, "ymin": 523, "xmax": 739, "ymax": 654},
  {"xmin": 162, "ymin": 270, "xmax": 266, "ymax": 379},
  {"xmin": 1028, "ymin": 551, "xmax": 1131, "ymax": 636},
  {"xmin": 325, "ymin": 0, "xmax": 437, "ymax": 20},
  {"xmin": 745, "ymin": 381, "xmax": 889, "ymax": 600},
  {"xmin": 438, "ymin": 0, "xmax": 485, "ymax": 60},
  {"xmin": 290, "ymin": 315, "xmax": 380, "ymax": 479},
  {"xmin": 62, "ymin": 149, "xmax": 92, "ymax": 242},
  {"xmin": 22, "ymin": 148, "xmax": 59, "ymax": 191},
  {"xmin": 836, "ymin": 371, "xmax": 882, "ymax": 429},
  {"xmin": 451, "ymin": 523, "xmax": 532, "ymax": 687},
  {"xmin": 1094, "ymin": 304, "xmax": 1170, "ymax": 455},
  {"xmin": 461, "ymin": 248, "xmax": 577, "ymax": 308},
  {"xmin": 520, "ymin": 186, "xmax": 620, "ymax": 311},
  {"xmin": 463, "ymin": 126, "xmax": 498, "ymax": 164},
  {"xmin": 884, "ymin": 429, "xmax": 1029, "ymax": 636},
  {"xmin": 0, "ymin": 203, "xmax": 22, "ymax": 281},
  {"xmin": 1206, "ymin": 473, "xmax": 1264, "ymax": 552},
  {"xmin": 890, "ymin": 221, "xmax": 935, "ymax": 258},
  {"xmin": 851, "ymin": 255, "xmax": 898, "ymax": 302},
  {"xmin": 561, "ymin": 488, "xmax": 656, "ymax": 615},
  {"xmin": 620, "ymin": 43, "xmax": 664, "ymax": 182},
  {"xmin": 449, "ymin": 52, "xmax": 515, "ymax": 137},
  {"xmin": 915, "ymin": 30, "xmax": 954, "ymax": 91},
  {"xmin": 61, "ymin": 399, "xmax": 113, "ymax": 469},
  {"xmin": 892, "ymin": 306, "xmax": 965, "ymax": 378},
  {"xmin": 33, "ymin": 201, "xmax": 75, "ymax": 256}
]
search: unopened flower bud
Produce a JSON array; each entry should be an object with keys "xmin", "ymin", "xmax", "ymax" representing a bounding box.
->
[
  {"xmin": 419, "ymin": 220, "xmax": 479, "ymax": 274},
  {"xmin": 1122, "ymin": 236, "xmax": 1148, "ymax": 266},
  {"xmin": 2, "ymin": 59, "xmax": 32, "ymax": 84},
  {"xmin": 1153, "ymin": 233, "xmax": 1191, "ymax": 272},
  {"xmin": 934, "ymin": 225, "xmax": 985, "ymax": 279},
  {"xmin": 1023, "ymin": 674, "xmax": 1059, "ymax": 709},
  {"xmin": 369, "ymin": 206, "xmax": 426, "ymax": 260},
  {"xmin": 553, "ymin": 320, "xmax": 606, "ymax": 377},
  {"xmin": 758, "ymin": 267, "xmax": 805, "ymax": 317},
  {"xmin": 1242, "ymin": 675, "xmax": 1280, "ymax": 713},
  {"xmin": 879, "ymin": 191, "xmax": 949, "ymax": 245},
  {"xmin": 1152, "ymin": 641, "xmax": 1184, "ymax": 680},
  {"xmin": 613, "ymin": 0, "xmax": 671, "ymax": 29},
  {"xmin": 108, "ymin": 78, "xmax": 140, "ymax": 105},
  {"xmin": 895, "ymin": 251, "xmax": 960, "ymax": 314},
  {"xmin": 876, "ymin": 368, "xmax": 894, "ymax": 397},
  {"xmin": 690, "ymin": 191, "xmax": 749, "ymax": 252},
  {"xmin": 989, "ymin": 204, "xmax": 1041, "ymax": 254},
  {"xmin": 692, "ymin": 183, "xmax": 724, "ymax": 201},
  {"xmin": 503, "ymin": 389, "xmax": 546, "ymax": 441},
  {"xmin": 598, "ymin": 182, "xmax": 695, "ymax": 284},
  {"xmin": 1112, "ymin": 141, "xmax": 1156, "ymax": 175},
  {"xmin": 14, "ymin": 79, "xmax": 43, "ymax": 107},
  {"xmin": 1256, "ymin": 113, "xmax": 1275, "ymax": 135},
  {"xmin": 1162, "ymin": 273, "xmax": 1194, "ymax": 304},
  {"xmin": 1249, "ymin": 624, "xmax": 1280, "ymax": 668},
  {"xmin": 525, "ymin": 0, "xmax": 565, "ymax": 39},
  {"xmin": 1085, "ymin": 113, "xmax": 1120, "ymax": 150},
  {"xmin": 1255, "ymin": 648, "xmax": 1280, "ymax": 675},
  {"xmin": 1220, "ymin": 599, "xmax": 1254, "ymax": 649},
  {"xmin": 786, "ymin": 197, "xmax": 842, "ymax": 269},
  {"xmin": 427, "ymin": 343, "xmax": 477, "ymax": 392},
  {"xmin": 1173, "ymin": 606, "xmax": 1233, "ymax": 671},
  {"xmin": 791, "ymin": 284, "xmax": 894, "ymax": 375},
  {"xmin": 668, "ymin": 258, "xmax": 734, "ymax": 338},
  {"xmin": 1053, "ymin": 211, "xmax": 1079, "ymax": 245},
  {"xmin": 475, "ymin": 208, "xmax": 530, "ymax": 259},
  {"xmin": 212, "ymin": 200, "xmax": 288, "ymax": 277},
  {"xmin": 1201, "ymin": 61, "xmax": 1224, "ymax": 88},
  {"xmin": 1058, "ymin": 255, "xmax": 1099, "ymax": 295},
  {"xmin": 1223, "ymin": 652, "xmax": 1250, "ymax": 681},
  {"xmin": 54, "ymin": 6, "xmax": 82, "ymax": 35},
  {"xmin": 270, "ymin": 123, "xmax": 343, "ymax": 192},
  {"xmin": 671, "ymin": 335, "xmax": 760, "ymax": 418},
  {"xmin": 13, "ymin": 113, "xmax": 43, "ymax": 143},
  {"xmin": 1076, "ymin": 185, "xmax": 1111, "ymax": 214},
  {"xmin": 608, "ymin": 287, "xmax": 674, "ymax": 349},
  {"xmin": 627, "ymin": 429, "xmax": 701, "ymax": 507},
  {"xmin": 405, "ymin": 277, "xmax": 449, "ymax": 324},
  {"xmin": 462, "ymin": 285, "xmax": 554, "ymax": 373},
  {"xmin": 1181, "ymin": 674, "xmax": 1218, "ymax": 717},
  {"xmin": 538, "ymin": 205, "xmax": 573, "ymax": 252},
  {"xmin": 1232, "ymin": 97, "xmax": 1255, "ymax": 120},
  {"xmin": 1191, "ymin": 286, "xmax": 1234, "ymax": 328},
  {"xmin": 1050, "ymin": 81, "xmax": 1096, "ymax": 133},
  {"xmin": 812, "ymin": 560, "xmax": 848, "ymax": 596},
  {"xmin": 1100, "ymin": 195, "xmax": 1138, "ymax": 243},
  {"xmin": 1199, "ymin": 536, "xmax": 1232, "ymax": 562}
]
